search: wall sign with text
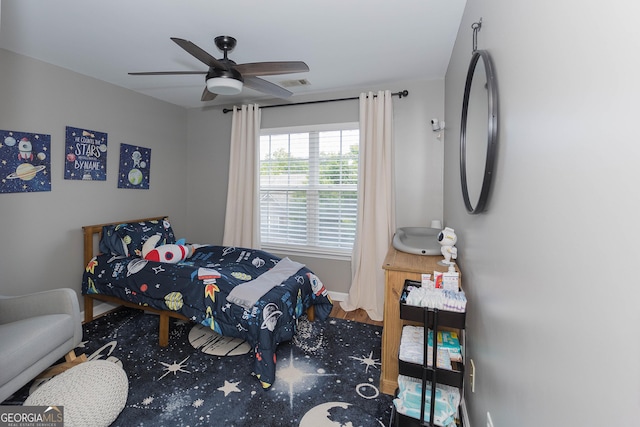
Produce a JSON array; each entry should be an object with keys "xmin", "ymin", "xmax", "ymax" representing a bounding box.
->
[{"xmin": 64, "ymin": 126, "xmax": 108, "ymax": 181}]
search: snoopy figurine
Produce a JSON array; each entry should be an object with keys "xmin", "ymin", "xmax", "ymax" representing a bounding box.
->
[{"xmin": 438, "ymin": 227, "xmax": 458, "ymax": 266}]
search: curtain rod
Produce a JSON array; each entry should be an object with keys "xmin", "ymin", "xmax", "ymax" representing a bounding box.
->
[{"xmin": 222, "ymin": 89, "xmax": 409, "ymax": 114}]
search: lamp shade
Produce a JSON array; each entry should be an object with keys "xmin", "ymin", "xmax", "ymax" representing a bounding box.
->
[{"xmin": 206, "ymin": 77, "xmax": 243, "ymax": 95}]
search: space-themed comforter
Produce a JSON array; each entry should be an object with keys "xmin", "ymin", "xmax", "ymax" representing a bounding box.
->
[{"xmin": 82, "ymin": 245, "xmax": 333, "ymax": 389}]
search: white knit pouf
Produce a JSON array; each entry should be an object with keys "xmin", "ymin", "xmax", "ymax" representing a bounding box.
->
[{"xmin": 24, "ymin": 360, "xmax": 128, "ymax": 427}]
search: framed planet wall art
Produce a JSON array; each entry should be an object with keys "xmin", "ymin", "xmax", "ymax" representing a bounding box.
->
[
  {"xmin": 64, "ymin": 126, "xmax": 108, "ymax": 181},
  {"xmin": 118, "ymin": 143, "xmax": 151, "ymax": 189},
  {"xmin": 0, "ymin": 129, "xmax": 51, "ymax": 194}
]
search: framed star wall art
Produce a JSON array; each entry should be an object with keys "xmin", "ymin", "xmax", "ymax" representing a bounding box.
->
[
  {"xmin": 0, "ymin": 129, "xmax": 51, "ymax": 194},
  {"xmin": 118, "ymin": 143, "xmax": 151, "ymax": 189},
  {"xmin": 64, "ymin": 126, "xmax": 108, "ymax": 181}
]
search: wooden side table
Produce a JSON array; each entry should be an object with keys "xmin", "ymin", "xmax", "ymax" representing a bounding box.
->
[{"xmin": 379, "ymin": 245, "xmax": 460, "ymax": 395}]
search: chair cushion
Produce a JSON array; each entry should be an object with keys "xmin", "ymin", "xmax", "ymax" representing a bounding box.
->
[
  {"xmin": 24, "ymin": 360, "xmax": 128, "ymax": 427},
  {"xmin": 0, "ymin": 314, "xmax": 74, "ymax": 387}
]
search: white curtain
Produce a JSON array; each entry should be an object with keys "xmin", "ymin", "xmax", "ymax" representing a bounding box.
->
[
  {"xmin": 222, "ymin": 104, "xmax": 262, "ymax": 248},
  {"xmin": 340, "ymin": 90, "xmax": 396, "ymax": 321}
]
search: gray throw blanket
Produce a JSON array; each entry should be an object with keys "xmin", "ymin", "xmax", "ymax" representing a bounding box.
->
[{"xmin": 227, "ymin": 257, "xmax": 305, "ymax": 310}]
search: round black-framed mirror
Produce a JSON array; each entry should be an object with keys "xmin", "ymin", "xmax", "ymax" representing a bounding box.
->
[{"xmin": 460, "ymin": 49, "xmax": 498, "ymax": 214}]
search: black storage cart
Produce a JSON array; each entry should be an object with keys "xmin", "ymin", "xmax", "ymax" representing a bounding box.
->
[{"xmin": 392, "ymin": 279, "xmax": 466, "ymax": 427}]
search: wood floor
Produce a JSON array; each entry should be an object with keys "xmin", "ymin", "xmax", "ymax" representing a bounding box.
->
[{"xmin": 329, "ymin": 303, "xmax": 383, "ymax": 327}]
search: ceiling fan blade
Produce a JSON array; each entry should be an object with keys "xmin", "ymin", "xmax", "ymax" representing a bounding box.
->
[
  {"xmin": 129, "ymin": 71, "xmax": 207, "ymax": 76},
  {"xmin": 244, "ymin": 76, "xmax": 293, "ymax": 98},
  {"xmin": 201, "ymin": 87, "xmax": 218, "ymax": 102},
  {"xmin": 170, "ymin": 37, "xmax": 229, "ymax": 70},
  {"xmin": 234, "ymin": 61, "xmax": 309, "ymax": 77}
]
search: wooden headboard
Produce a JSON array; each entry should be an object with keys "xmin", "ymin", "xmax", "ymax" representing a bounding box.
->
[{"xmin": 82, "ymin": 216, "xmax": 169, "ymax": 266}]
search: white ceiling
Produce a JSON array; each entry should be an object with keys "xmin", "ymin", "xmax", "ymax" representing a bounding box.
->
[{"xmin": 0, "ymin": 0, "xmax": 466, "ymax": 109}]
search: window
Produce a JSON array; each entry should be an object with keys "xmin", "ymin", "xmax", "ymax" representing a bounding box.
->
[{"xmin": 259, "ymin": 123, "xmax": 359, "ymax": 259}]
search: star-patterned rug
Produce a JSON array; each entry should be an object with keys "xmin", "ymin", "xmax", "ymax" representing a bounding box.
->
[{"xmin": 5, "ymin": 307, "xmax": 394, "ymax": 426}]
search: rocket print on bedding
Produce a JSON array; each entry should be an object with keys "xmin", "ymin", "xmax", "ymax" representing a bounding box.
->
[{"xmin": 82, "ymin": 245, "xmax": 333, "ymax": 388}]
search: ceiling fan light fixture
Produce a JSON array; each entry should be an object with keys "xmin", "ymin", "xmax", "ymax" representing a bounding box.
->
[
  {"xmin": 132, "ymin": 35, "xmax": 309, "ymax": 101},
  {"xmin": 206, "ymin": 77, "xmax": 243, "ymax": 95}
]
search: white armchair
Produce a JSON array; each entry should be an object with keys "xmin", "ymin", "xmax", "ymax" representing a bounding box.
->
[{"xmin": 0, "ymin": 288, "xmax": 82, "ymax": 402}]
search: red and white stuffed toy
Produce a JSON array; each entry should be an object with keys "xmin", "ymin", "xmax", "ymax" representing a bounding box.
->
[{"xmin": 142, "ymin": 235, "xmax": 194, "ymax": 264}]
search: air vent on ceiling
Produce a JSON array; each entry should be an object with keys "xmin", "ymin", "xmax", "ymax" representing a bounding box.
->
[{"xmin": 279, "ymin": 78, "xmax": 311, "ymax": 88}]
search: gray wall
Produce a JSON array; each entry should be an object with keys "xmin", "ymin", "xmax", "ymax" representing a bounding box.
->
[
  {"xmin": 0, "ymin": 48, "xmax": 188, "ymax": 301},
  {"xmin": 185, "ymin": 78, "xmax": 446, "ymax": 294},
  {"xmin": 445, "ymin": 1, "xmax": 640, "ymax": 425},
  {"xmin": 0, "ymin": 47, "xmax": 447, "ymax": 300}
]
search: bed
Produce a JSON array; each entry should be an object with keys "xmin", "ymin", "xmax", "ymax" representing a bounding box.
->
[{"xmin": 81, "ymin": 216, "xmax": 333, "ymax": 389}]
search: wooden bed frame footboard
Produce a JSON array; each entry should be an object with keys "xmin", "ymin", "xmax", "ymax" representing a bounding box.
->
[
  {"xmin": 83, "ymin": 293, "xmax": 189, "ymax": 347},
  {"xmin": 82, "ymin": 216, "xmax": 315, "ymax": 348}
]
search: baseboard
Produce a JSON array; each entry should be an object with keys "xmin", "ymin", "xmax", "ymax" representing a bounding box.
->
[
  {"xmin": 461, "ymin": 397, "xmax": 471, "ymax": 427},
  {"xmin": 328, "ymin": 291, "xmax": 348, "ymax": 302},
  {"xmin": 81, "ymin": 301, "xmax": 119, "ymax": 320}
]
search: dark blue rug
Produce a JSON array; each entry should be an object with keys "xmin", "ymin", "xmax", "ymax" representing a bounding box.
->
[{"xmin": 6, "ymin": 308, "xmax": 393, "ymax": 426}]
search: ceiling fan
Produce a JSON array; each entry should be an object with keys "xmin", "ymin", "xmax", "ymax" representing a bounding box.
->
[{"xmin": 129, "ymin": 36, "xmax": 309, "ymax": 102}]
